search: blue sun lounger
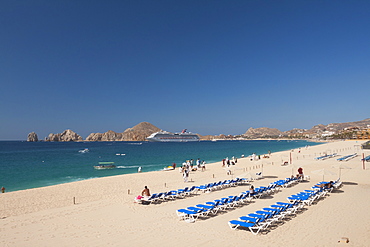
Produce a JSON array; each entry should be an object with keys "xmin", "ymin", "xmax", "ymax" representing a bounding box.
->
[{"xmin": 228, "ymin": 220, "xmax": 265, "ymax": 235}]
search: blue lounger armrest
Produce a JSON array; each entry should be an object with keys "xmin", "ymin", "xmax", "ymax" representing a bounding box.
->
[
  {"xmin": 239, "ymin": 216, "xmax": 258, "ymax": 223},
  {"xmin": 229, "ymin": 220, "xmax": 255, "ymax": 228}
]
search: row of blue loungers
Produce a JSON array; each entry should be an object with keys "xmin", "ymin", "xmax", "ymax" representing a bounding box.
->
[
  {"xmin": 228, "ymin": 180, "xmax": 341, "ymax": 234},
  {"xmin": 315, "ymin": 153, "xmax": 338, "ymax": 160},
  {"xmin": 337, "ymin": 153, "xmax": 357, "ymax": 161},
  {"xmin": 177, "ymin": 177, "xmax": 299, "ymax": 223},
  {"xmin": 146, "ymin": 178, "xmax": 247, "ymax": 204},
  {"xmin": 228, "ymin": 201, "xmax": 304, "ymax": 235},
  {"xmin": 362, "ymin": 155, "xmax": 370, "ymax": 162}
]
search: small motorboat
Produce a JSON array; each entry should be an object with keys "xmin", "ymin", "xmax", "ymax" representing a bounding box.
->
[
  {"xmin": 163, "ymin": 166, "xmax": 175, "ymax": 171},
  {"xmin": 79, "ymin": 148, "xmax": 89, "ymax": 153},
  {"xmin": 94, "ymin": 162, "xmax": 116, "ymax": 170}
]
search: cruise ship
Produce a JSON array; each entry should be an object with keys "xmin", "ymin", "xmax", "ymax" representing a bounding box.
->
[{"xmin": 146, "ymin": 129, "xmax": 200, "ymax": 142}]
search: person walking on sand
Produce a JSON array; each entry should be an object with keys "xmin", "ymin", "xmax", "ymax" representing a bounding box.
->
[
  {"xmin": 183, "ymin": 169, "xmax": 189, "ymax": 182},
  {"xmin": 201, "ymin": 160, "xmax": 206, "ymax": 171},
  {"xmin": 226, "ymin": 162, "xmax": 231, "ymax": 175}
]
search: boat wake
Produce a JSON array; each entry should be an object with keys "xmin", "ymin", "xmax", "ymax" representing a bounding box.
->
[
  {"xmin": 116, "ymin": 164, "xmax": 160, "ymax": 169},
  {"xmin": 116, "ymin": 165, "xmax": 140, "ymax": 169}
]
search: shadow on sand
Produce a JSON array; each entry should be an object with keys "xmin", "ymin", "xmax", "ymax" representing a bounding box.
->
[
  {"xmin": 262, "ymin": 175, "xmax": 279, "ymax": 179},
  {"xmin": 342, "ymin": 182, "xmax": 358, "ymax": 186}
]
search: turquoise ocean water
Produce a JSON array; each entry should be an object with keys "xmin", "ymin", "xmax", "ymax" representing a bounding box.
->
[{"xmin": 0, "ymin": 140, "xmax": 321, "ymax": 192}]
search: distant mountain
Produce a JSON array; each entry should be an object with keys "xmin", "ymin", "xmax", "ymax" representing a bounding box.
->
[
  {"xmin": 284, "ymin": 118, "xmax": 370, "ymax": 138},
  {"xmin": 121, "ymin": 121, "xmax": 162, "ymax": 141},
  {"xmin": 311, "ymin": 118, "xmax": 370, "ymax": 132},
  {"xmin": 85, "ymin": 122, "xmax": 161, "ymax": 142},
  {"xmin": 241, "ymin": 119, "xmax": 369, "ymax": 139},
  {"xmin": 243, "ymin": 127, "xmax": 283, "ymax": 139}
]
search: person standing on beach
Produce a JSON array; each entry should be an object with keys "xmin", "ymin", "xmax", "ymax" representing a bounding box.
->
[
  {"xmin": 226, "ymin": 162, "xmax": 231, "ymax": 175},
  {"xmin": 1, "ymin": 186, "xmax": 5, "ymax": 193},
  {"xmin": 138, "ymin": 166, "xmax": 142, "ymax": 173},
  {"xmin": 181, "ymin": 162, "xmax": 186, "ymax": 173},
  {"xmin": 186, "ymin": 160, "xmax": 191, "ymax": 170},
  {"xmin": 196, "ymin": 158, "xmax": 201, "ymax": 168},
  {"xmin": 252, "ymin": 153, "xmax": 256, "ymax": 161},
  {"xmin": 298, "ymin": 167, "xmax": 304, "ymax": 180},
  {"xmin": 183, "ymin": 169, "xmax": 189, "ymax": 182}
]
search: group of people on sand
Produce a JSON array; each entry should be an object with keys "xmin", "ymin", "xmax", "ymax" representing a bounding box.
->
[
  {"xmin": 222, "ymin": 157, "xmax": 238, "ymax": 175},
  {"xmin": 222, "ymin": 156, "xmax": 238, "ymax": 167},
  {"xmin": 179, "ymin": 159, "xmax": 206, "ymax": 180}
]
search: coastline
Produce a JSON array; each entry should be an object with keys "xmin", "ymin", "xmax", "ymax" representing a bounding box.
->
[
  {"xmin": 1, "ymin": 139, "xmax": 321, "ymax": 193},
  {"xmin": 1, "ymin": 140, "xmax": 370, "ymax": 246}
]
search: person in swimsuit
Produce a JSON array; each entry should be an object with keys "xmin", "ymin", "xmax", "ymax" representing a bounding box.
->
[{"xmin": 141, "ymin": 186, "xmax": 151, "ymax": 199}]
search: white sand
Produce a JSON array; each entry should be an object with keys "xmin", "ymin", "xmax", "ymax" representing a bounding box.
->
[{"xmin": 1, "ymin": 140, "xmax": 370, "ymax": 247}]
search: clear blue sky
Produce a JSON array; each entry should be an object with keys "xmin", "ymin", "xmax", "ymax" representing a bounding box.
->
[{"xmin": 1, "ymin": 1, "xmax": 369, "ymax": 140}]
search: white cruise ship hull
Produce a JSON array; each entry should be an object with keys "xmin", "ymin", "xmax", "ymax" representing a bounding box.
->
[{"xmin": 147, "ymin": 131, "xmax": 200, "ymax": 142}]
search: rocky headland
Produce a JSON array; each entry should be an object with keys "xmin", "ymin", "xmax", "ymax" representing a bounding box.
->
[
  {"xmin": 243, "ymin": 127, "xmax": 283, "ymax": 138},
  {"xmin": 27, "ymin": 118, "xmax": 370, "ymax": 142},
  {"xmin": 45, "ymin": 129, "xmax": 83, "ymax": 142},
  {"xmin": 85, "ymin": 122, "xmax": 160, "ymax": 142}
]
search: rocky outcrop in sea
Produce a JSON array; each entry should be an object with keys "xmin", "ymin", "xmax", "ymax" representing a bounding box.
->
[
  {"xmin": 85, "ymin": 130, "xmax": 123, "ymax": 142},
  {"xmin": 27, "ymin": 132, "xmax": 39, "ymax": 142},
  {"xmin": 45, "ymin": 129, "xmax": 83, "ymax": 142}
]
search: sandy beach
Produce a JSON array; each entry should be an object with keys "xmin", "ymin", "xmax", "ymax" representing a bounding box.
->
[{"xmin": 1, "ymin": 140, "xmax": 370, "ymax": 247}]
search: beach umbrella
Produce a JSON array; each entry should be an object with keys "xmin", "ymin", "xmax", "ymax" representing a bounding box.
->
[
  {"xmin": 280, "ymin": 155, "xmax": 289, "ymax": 165},
  {"xmin": 229, "ymin": 167, "xmax": 244, "ymax": 179},
  {"xmin": 331, "ymin": 164, "xmax": 351, "ymax": 179},
  {"xmin": 239, "ymin": 172, "xmax": 257, "ymax": 181},
  {"xmin": 311, "ymin": 168, "xmax": 336, "ymax": 181},
  {"xmin": 223, "ymin": 166, "xmax": 237, "ymax": 178},
  {"xmin": 282, "ymin": 163, "xmax": 304, "ymax": 176}
]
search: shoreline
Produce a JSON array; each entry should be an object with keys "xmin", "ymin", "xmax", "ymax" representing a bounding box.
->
[
  {"xmin": 0, "ymin": 139, "xmax": 364, "ymax": 206},
  {"xmin": 1, "ymin": 140, "xmax": 370, "ymax": 246},
  {"xmin": 1, "ymin": 139, "xmax": 323, "ymax": 193}
]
